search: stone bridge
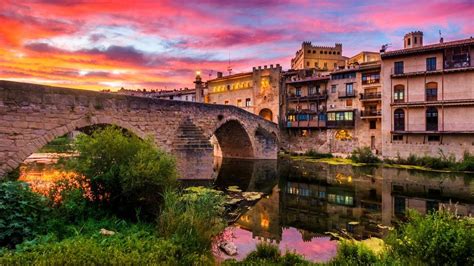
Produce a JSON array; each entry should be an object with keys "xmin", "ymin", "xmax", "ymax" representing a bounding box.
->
[{"xmin": 0, "ymin": 81, "xmax": 279, "ymax": 179}]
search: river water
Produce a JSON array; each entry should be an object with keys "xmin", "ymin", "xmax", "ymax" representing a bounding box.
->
[{"xmin": 17, "ymin": 154, "xmax": 474, "ymax": 263}]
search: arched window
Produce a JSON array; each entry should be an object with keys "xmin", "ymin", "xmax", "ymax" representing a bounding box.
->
[
  {"xmin": 426, "ymin": 107, "xmax": 438, "ymax": 131},
  {"xmin": 426, "ymin": 82, "xmax": 438, "ymax": 101},
  {"xmin": 394, "ymin": 85, "xmax": 405, "ymax": 103},
  {"xmin": 394, "ymin": 109, "xmax": 405, "ymax": 131}
]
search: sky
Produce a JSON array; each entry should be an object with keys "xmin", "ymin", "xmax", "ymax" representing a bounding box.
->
[{"xmin": 0, "ymin": 0, "xmax": 473, "ymax": 91}]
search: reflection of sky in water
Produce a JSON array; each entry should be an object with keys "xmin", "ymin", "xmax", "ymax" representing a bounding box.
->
[{"xmin": 217, "ymin": 226, "xmax": 337, "ymax": 263}]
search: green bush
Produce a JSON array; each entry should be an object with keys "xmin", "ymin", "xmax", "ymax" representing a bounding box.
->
[
  {"xmin": 0, "ymin": 181, "xmax": 50, "ymax": 248},
  {"xmin": 304, "ymin": 149, "xmax": 333, "ymax": 159},
  {"xmin": 385, "ymin": 210, "xmax": 474, "ymax": 265},
  {"xmin": 67, "ymin": 126, "xmax": 177, "ymax": 220},
  {"xmin": 0, "ymin": 222, "xmax": 206, "ymax": 265},
  {"xmin": 158, "ymin": 187, "xmax": 226, "ymax": 255},
  {"xmin": 455, "ymin": 152, "xmax": 474, "ymax": 172},
  {"xmin": 350, "ymin": 147, "xmax": 380, "ymax": 163},
  {"xmin": 329, "ymin": 240, "xmax": 379, "ymax": 265},
  {"xmin": 225, "ymin": 243, "xmax": 311, "ymax": 265}
]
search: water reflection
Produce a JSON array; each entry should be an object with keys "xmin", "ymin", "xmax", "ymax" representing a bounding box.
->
[{"xmin": 214, "ymin": 158, "xmax": 474, "ymax": 261}]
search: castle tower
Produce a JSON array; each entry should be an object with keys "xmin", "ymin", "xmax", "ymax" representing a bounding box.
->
[
  {"xmin": 194, "ymin": 71, "xmax": 204, "ymax": 102},
  {"xmin": 404, "ymin": 31, "xmax": 423, "ymax": 49}
]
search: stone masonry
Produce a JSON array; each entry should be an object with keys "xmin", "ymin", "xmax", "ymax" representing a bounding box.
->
[{"xmin": 0, "ymin": 80, "xmax": 279, "ymax": 178}]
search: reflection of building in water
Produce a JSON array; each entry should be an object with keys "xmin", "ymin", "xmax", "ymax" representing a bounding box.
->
[
  {"xmin": 381, "ymin": 168, "xmax": 474, "ymax": 225},
  {"xmin": 281, "ymin": 163, "xmax": 384, "ymax": 240},
  {"xmin": 236, "ymin": 186, "xmax": 282, "ymax": 243}
]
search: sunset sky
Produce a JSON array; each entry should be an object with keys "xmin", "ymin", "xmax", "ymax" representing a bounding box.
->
[{"xmin": 0, "ymin": 0, "xmax": 472, "ymax": 91}]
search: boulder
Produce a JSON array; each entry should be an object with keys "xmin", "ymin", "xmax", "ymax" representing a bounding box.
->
[
  {"xmin": 220, "ymin": 241, "xmax": 238, "ymax": 256},
  {"xmin": 100, "ymin": 228, "xmax": 115, "ymax": 236}
]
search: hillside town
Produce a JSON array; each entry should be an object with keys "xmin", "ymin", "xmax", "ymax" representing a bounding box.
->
[{"xmin": 116, "ymin": 31, "xmax": 474, "ymax": 159}]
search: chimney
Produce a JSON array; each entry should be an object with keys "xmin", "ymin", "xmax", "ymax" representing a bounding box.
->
[{"xmin": 217, "ymin": 72, "xmax": 223, "ymax": 78}]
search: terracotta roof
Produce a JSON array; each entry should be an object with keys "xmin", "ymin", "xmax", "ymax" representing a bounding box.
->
[{"xmin": 381, "ymin": 37, "xmax": 474, "ymax": 58}]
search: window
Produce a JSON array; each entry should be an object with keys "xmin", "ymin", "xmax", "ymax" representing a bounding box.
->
[
  {"xmin": 426, "ymin": 107, "xmax": 438, "ymax": 131},
  {"xmin": 394, "ymin": 196, "xmax": 406, "ymax": 215},
  {"xmin": 227, "ymin": 85, "xmax": 230, "ymax": 90},
  {"xmin": 334, "ymin": 63, "xmax": 337, "ymax": 69},
  {"xmin": 287, "ymin": 114, "xmax": 296, "ymax": 122},
  {"xmin": 362, "ymin": 72, "xmax": 380, "ymax": 84},
  {"xmin": 237, "ymin": 99, "xmax": 242, "ymax": 107},
  {"xmin": 314, "ymin": 62, "xmax": 318, "ymax": 67},
  {"xmin": 320, "ymin": 51, "xmax": 323, "ymax": 54},
  {"xmin": 331, "ymin": 72, "xmax": 356, "ymax": 80},
  {"xmin": 295, "ymin": 87, "xmax": 301, "ymax": 97},
  {"xmin": 245, "ymin": 98, "xmax": 251, "ymax": 107},
  {"xmin": 296, "ymin": 105, "xmax": 302, "ymax": 111},
  {"xmin": 310, "ymin": 103, "xmax": 317, "ymax": 111},
  {"xmin": 370, "ymin": 120, "xmax": 376, "ymax": 129},
  {"xmin": 224, "ymin": 100, "xmax": 229, "ymax": 105},
  {"xmin": 394, "ymin": 85, "xmax": 405, "ymax": 102},
  {"xmin": 306, "ymin": 62, "xmax": 309, "ymax": 67},
  {"xmin": 346, "ymin": 99, "xmax": 352, "ymax": 107},
  {"xmin": 331, "ymin": 85, "xmax": 337, "ymax": 93},
  {"xmin": 407, "ymin": 38, "xmax": 411, "ymax": 46},
  {"xmin": 345, "ymin": 83, "xmax": 354, "ymax": 95},
  {"xmin": 414, "ymin": 37, "xmax": 417, "ymax": 44},
  {"xmin": 394, "ymin": 109, "xmax": 405, "ymax": 131},
  {"xmin": 392, "ymin": 134, "xmax": 403, "ymax": 141},
  {"xmin": 426, "ymin": 201, "xmax": 439, "ymax": 213},
  {"xmin": 185, "ymin": 95, "xmax": 188, "ymax": 101},
  {"xmin": 428, "ymin": 135, "xmax": 440, "ymax": 142},
  {"xmin": 426, "ymin": 57, "xmax": 436, "ymax": 71},
  {"xmin": 309, "ymin": 86, "xmax": 316, "ymax": 95},
  {"xmin": 394, "ymin": 61, "xmax": 404, "ymax": 74},
  {"xmin": 425, "ymin": 82, "xmax": 438, "ymax": 101},
  {"xmin": 324, "ymin": 62, "xmax": 328, "ymax": 69},
  {"xmin": 327, "ymin": 112, "xmax": 336, "ymax": 121}
]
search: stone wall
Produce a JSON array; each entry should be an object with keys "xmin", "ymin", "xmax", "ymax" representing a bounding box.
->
[{"xmin": 0, "ymin": 80, "xmax": 279, "ymax": 178}]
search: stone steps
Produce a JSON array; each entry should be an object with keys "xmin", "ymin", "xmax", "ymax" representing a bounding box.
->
[{"xmin": 173, "ymin": 118, "xmax": 212, "ymax": 151}]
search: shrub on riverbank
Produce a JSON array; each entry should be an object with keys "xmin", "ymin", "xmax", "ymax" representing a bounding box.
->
[
  {"xmin": 385, "ymin": 209, "xmax": 474, "ymax": 265},
  {"xmin": 383, "ymin": 151, "xmax": 458, "ymax": 170},
  {"xmin": 67, "ymin": 126, "xmax": 177, "ymax": 220},
  {"xmin": 158, "ymin": 187, "xmax": 227, "ymax": 256},
  {"xmin": 224, "ymin": 243, "xmax": 310, "ymax": 265},
  {"xmin": 0, "ymin": 181, "xmax": 50, "ymax": 248},
  {"xmin": 350, "ymin": 147, "xmax": 381, "ymax": 164},
  {"xmin": 304, "ymin": 149, "xmax": 333, "ymax": 159}
]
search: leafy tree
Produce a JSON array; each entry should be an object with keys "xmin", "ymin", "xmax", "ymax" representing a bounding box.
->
[{"xmin": 67, "ymin": 126, "xmax": 177, "ymax": 220}]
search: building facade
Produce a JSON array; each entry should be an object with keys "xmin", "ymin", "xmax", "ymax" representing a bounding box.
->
[
  {"xmin": 291, "ymin": 42, "xmax": 347, "ymax": 70},
  {"xmin": 195, "ymin": 65, "xmax": 282, "ymax": 123},
  {"xmin": 381, "ymin": 33, "xmax": 474, "ymax": 159}
]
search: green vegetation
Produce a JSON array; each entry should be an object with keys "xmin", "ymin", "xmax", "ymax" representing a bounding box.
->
[
  {"xmin": 38, "ymin": 135, "xmax": 74, "ymax": 153},
  {"xmin": 0, "ymin": 181, "xmax": 50, "ymax": 248},
  {"xmin": 158, "ymin": 187, "xmax": 227, "ymax": 256},
  {"xmin": 350, "ymin": 147, "xmax": 381, "ymax": 164},
  {"xmin": 224, "ymin": 243, "xmax": 310, "ymax": 265},
  {"xmin": 0, "ymin": 126, "xmax": 224, "ymax": 264},
  {"xmin": 67, "ymin": 126, "xmax": 177, "ymax": 220},
  {"xmin": 304, "ymin": 149, "xmax": 333, "ymax": 159}
]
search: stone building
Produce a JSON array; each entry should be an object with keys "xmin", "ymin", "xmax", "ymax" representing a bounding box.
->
[
  {"xmin": 152, "ymin": 88, "xmax": 196, "ymax": 102},
  {"xmin": 281, "ymin": 53, "xmax": 382, "ymax": 155},
  {"xmin": 291, "ymin": 42, "xmax": 347, "ymax": 70},
  {"xmin": 194, "ymin": 65, "xmax": 282, "ymax": 123},
  {"xmin": 381, "ymin": 32, "xmax": 474, "ymax": 159}
]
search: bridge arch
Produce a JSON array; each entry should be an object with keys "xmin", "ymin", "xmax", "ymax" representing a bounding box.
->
[{"xmin": 212, "ymin": 118, "xmax": 254, "ymax": 158}]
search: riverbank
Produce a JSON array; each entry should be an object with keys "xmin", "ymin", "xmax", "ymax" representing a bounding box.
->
[{"xmin": 289, "ymin": 154, "xmax": 474, "ymax": 174}]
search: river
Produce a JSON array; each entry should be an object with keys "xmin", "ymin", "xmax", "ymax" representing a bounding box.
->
[{"xmin": 17, "ymin": 153, "xmax": 474, "ymax": 263}]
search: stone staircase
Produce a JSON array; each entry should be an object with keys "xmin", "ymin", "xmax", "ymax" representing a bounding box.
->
[{"xmin": 173, "ymin": 118, "xmax": 213, "ymax": 151}]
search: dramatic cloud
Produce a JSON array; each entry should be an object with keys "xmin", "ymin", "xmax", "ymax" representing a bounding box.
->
[{"xmin": 0, "ymin": 0, "xmax": 472, "ymax": 91}]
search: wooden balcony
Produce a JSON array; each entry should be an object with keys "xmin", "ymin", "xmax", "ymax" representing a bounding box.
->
[
  {"xmin": 287, "ymin": 91, "xmax": 328, "ymax": 102},
  {"xmin": 338, "ymin": 90, "xmax": 357, "ymax": 98},
  {"xmin": 286, "ymin": 119, "xmax": 326, "ymax": 128},
  {"xmin": 360, "ymin": 92, "xmax": 382, "ymax": 101},
  {"xmin": 326, "ymin": 120, "xmax": 355, "ymax": 128},
  {"xmin": 360, "ymin": 110, "xmax": 382, "ymax": 118}
]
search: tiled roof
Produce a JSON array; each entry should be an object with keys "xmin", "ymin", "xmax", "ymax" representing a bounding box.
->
[{"xmin": 381, "ymin": 37, "xmax": 474, "ymax": 58}]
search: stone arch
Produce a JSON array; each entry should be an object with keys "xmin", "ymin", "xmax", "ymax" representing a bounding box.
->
[
  {"xmin": 4, "ymin": 115, "xmax": 150, "ymax": 175},
  {"xmin": 212, "ymin": 119, "xmax": 254, "ymax": 158},
  {"xmin": 258, "ymin": 108, "xmax": 273, "ymax": 122}
]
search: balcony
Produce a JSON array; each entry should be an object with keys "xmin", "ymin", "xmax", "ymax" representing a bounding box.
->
[
  {"xmin": 444, "ymin": 59, "xmax": 470, "ymax": 70},
  {"xmin": 338, "ymin": 90, "xmax": 357, "ymax": 98},
  {"xmin": 287, "ymin": 91, "xmax": 328, "ymax": 102},
  {"xmin": 326, "ymin": 120, "xmax": 355, "ymax": 128},
  {"xmin": 286, "ymin": 119, "xmax": 326, "ymax": 128},
  {"xmin": 361, "ymin": 79, "xmax": 380, "ymax": 85},
  {"xmin": 360, "ymin": 92, "xmax": 381, "ymax": 101},
  {"xmin": 360, "ymin": 110, "xmax": 382, "ymax": 118}
]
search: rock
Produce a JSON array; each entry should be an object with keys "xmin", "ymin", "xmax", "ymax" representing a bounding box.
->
[
  {"xmin": 100, "ymin": 228, "xmax": 115, "ymax": 236},
  {"xmin": 220, "ymin": 241, "xmax": 238, "ymax": 256},
  {"xmin": 242, "ymin": 192, "xmax": 263, "ymax": 201},
  {"xmin": 227, "ymin": 186, "xmax": 242, "ymax": 193}
]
